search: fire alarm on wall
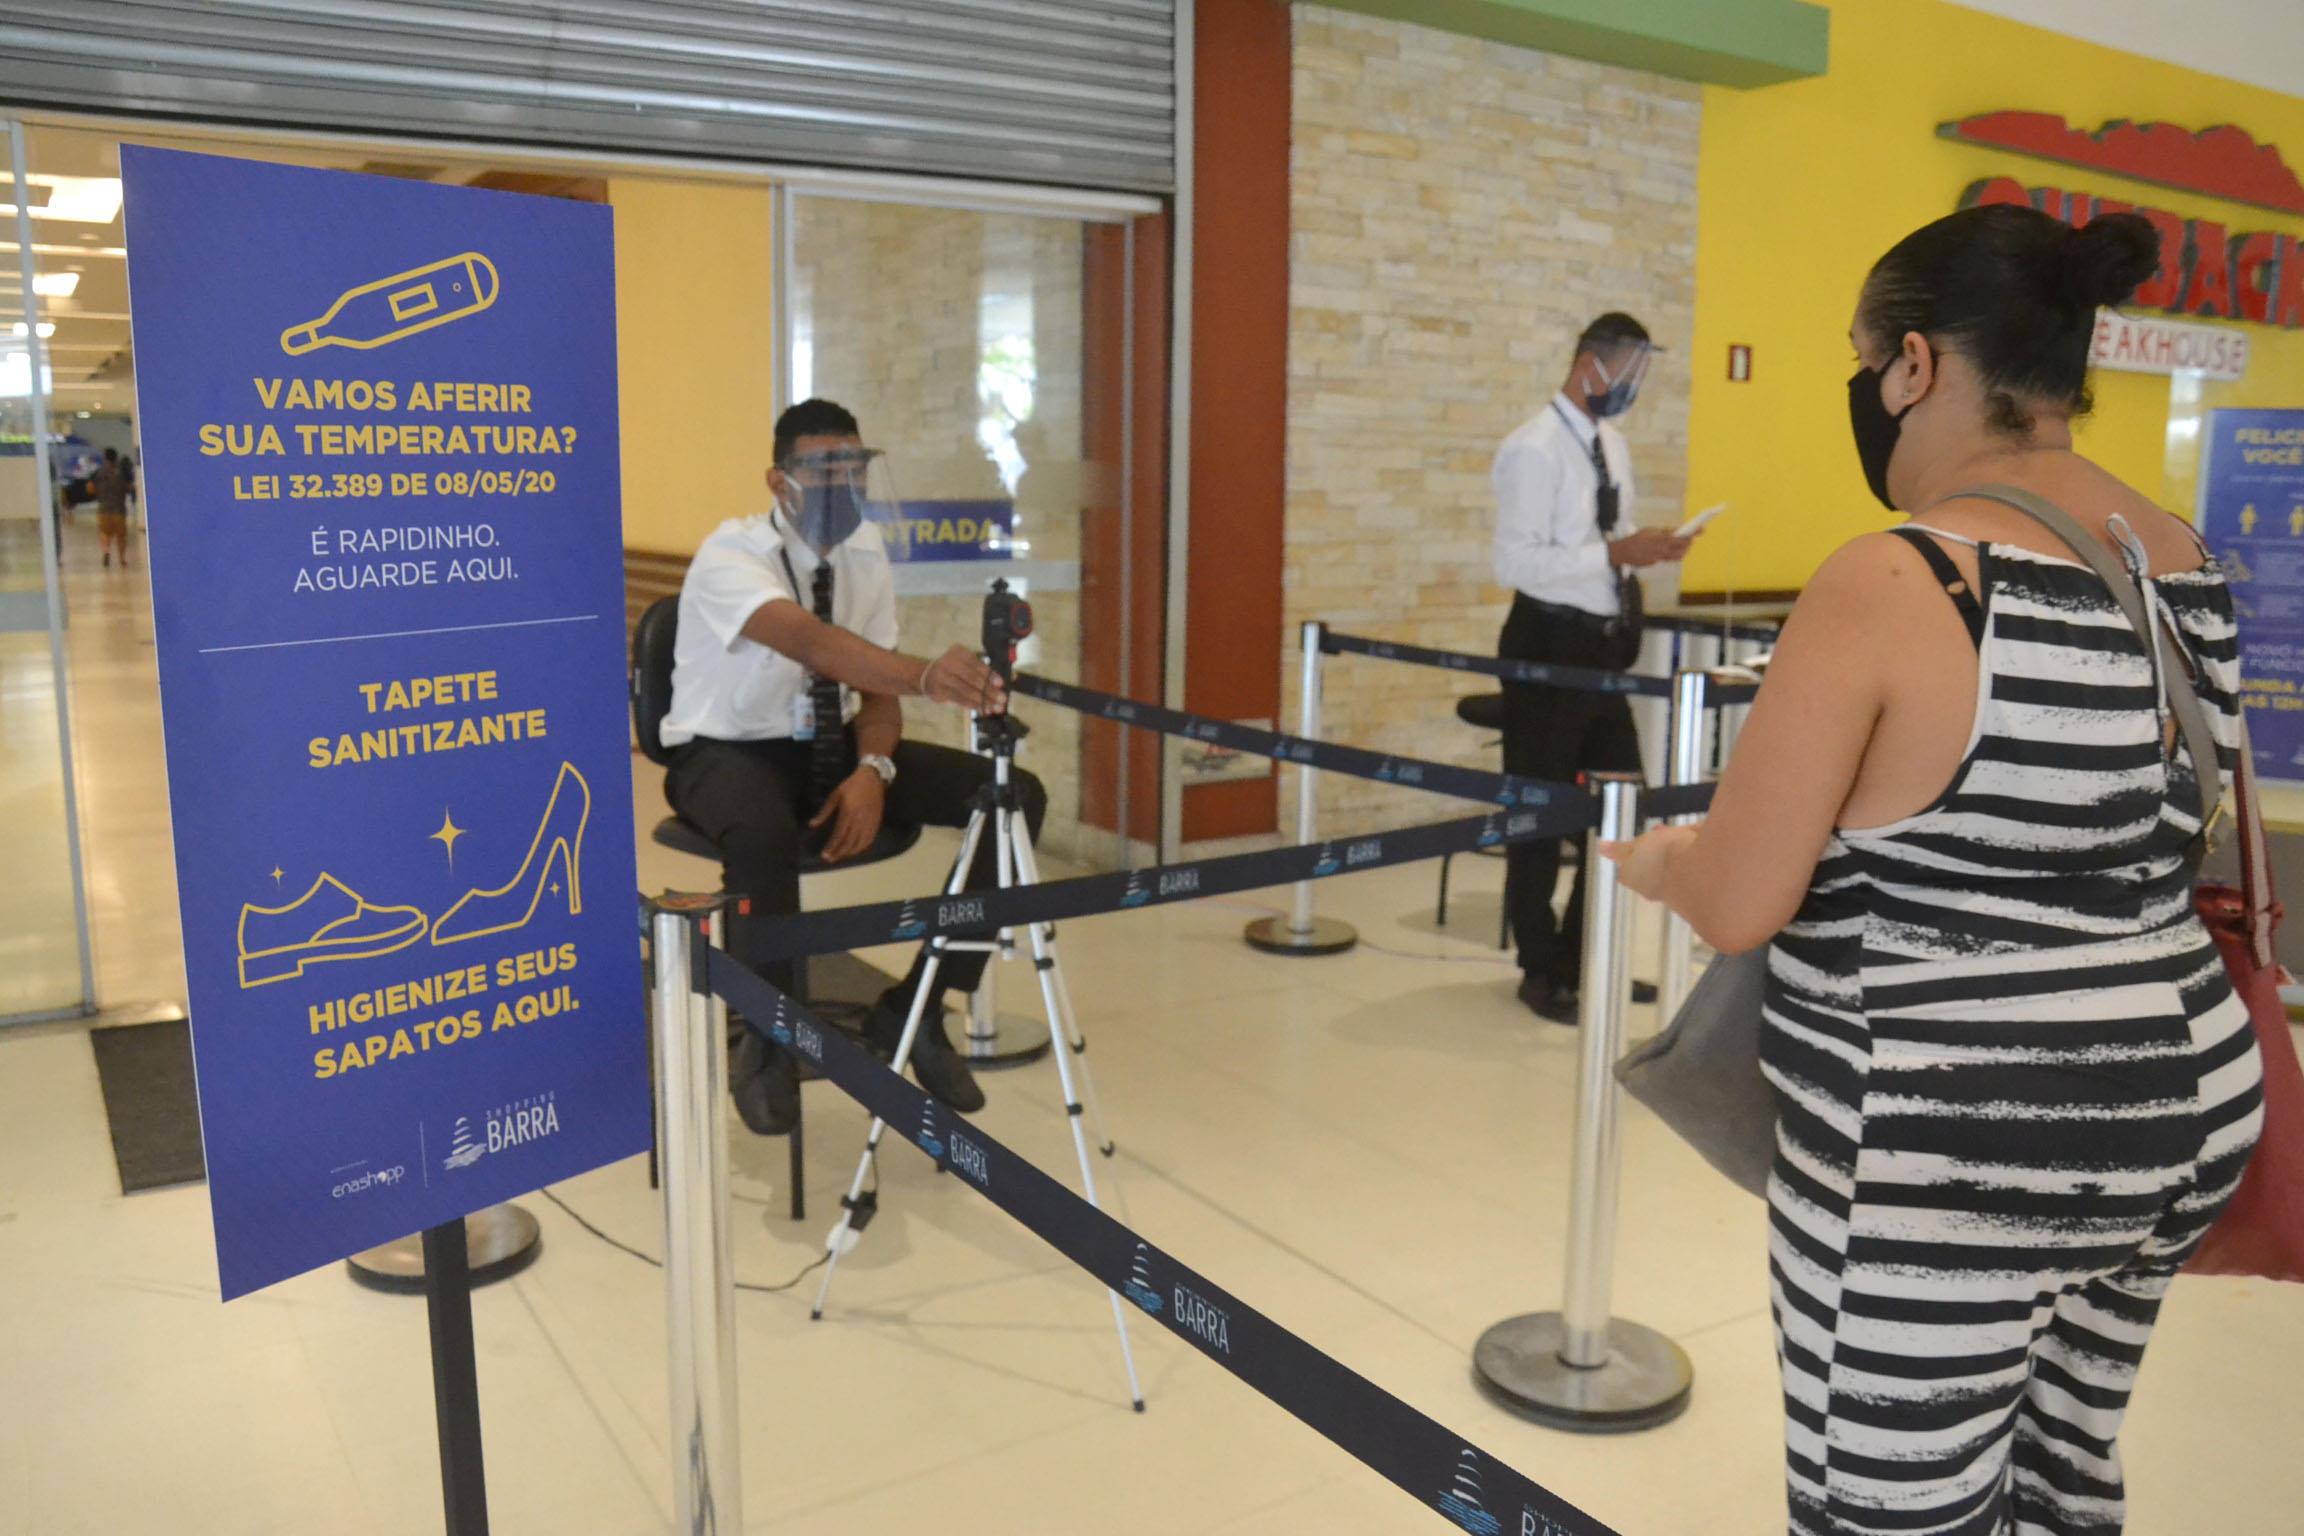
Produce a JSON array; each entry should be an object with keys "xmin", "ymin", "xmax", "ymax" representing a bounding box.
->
[{"xmin": 1728, "ymin": 345, "xmax": 1753, "ymax": 382}]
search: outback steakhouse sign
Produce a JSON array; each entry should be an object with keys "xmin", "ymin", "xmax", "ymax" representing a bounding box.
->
[{"xmin": 1944, "ymin": 112, "xmax": 2304, "ymax": 330}]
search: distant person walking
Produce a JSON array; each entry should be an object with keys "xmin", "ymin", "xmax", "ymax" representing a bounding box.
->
[{"xmin": 93, "ymin": 447, "xmax": 131, "ymax": 568}]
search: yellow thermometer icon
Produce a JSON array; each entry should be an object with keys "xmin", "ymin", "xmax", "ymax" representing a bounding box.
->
[{"xmin": 279, "ymin": 252, "xmax": 500, "ymax": 355}]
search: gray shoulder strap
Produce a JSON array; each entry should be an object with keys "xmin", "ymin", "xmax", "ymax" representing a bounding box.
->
[{"xmin": 1943, "ymin": 483, "xmax": 2222, "ymax": 829}]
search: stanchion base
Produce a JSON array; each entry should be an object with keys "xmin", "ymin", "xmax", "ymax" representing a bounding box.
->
[
  {"xmin": 1242, "ymin": 916, "xmax": 1358, "ymax": 957},
  {"xmin": 1472, "ymin": 1312, "xmax": 1692, "ymax": 1433},
  {"xmin": 346, "ymin": 1203, "xmax": 543, "ymax": 1294},
  {"xmin": 957, "ymin": 1011, "xmax": 1054, "ymax": 1071}
]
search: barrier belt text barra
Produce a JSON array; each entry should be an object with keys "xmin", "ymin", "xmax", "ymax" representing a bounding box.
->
[
  {"xmin": 743, "ymin": 800, "xmax": 1594, "ymax": 963},
  {"xmin": 1013, "ymin": 673, "xmax": 1574, "ymax": 807},
  {"xmin": 709, "ymin": 952, "xmax": 1622, "ymax": 1536},
  {"xmin": 1317, "ymin": 630, "xmax": 1761, "ymax": 708}
]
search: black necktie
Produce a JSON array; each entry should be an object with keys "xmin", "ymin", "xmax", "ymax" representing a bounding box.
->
[
  {"xmin": 807, "ymin": 561, "xmax": 847, "ymax": 801},
  {"xmin": 1588, "ymin": 431, "xmax": 1620, "ymax": 534}
]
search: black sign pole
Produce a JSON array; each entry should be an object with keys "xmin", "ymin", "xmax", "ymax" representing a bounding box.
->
[{"xmin": 420, "ymin": 1219, "xmax": 491, "ymax": 1536}]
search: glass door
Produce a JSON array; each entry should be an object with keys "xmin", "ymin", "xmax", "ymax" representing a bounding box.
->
[
  {"xmin": 0, "ymin": 118, "xmax": 95, "ymax": 1021},
  {"xmin": 785, "ymin": 191, "xmax": 1155, "ymax": 869}
]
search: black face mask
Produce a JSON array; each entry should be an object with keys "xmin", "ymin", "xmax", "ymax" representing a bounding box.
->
[{"xmin": 1846, "ymin": 358, "xmax": 1913, "ymax": 510}]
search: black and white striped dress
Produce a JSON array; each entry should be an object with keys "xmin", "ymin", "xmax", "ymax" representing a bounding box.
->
[{"xmin": 1762, "ymin": 530, "xmax": 2265, "ymax": 1536}]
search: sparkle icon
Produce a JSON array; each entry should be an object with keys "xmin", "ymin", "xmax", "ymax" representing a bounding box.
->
[
  {"xmin": 431, "ymin": 809, "xmax": 467, "ymax": 868},
  {"xmin": 269, "ymin": 865, "xmax": 284, "ymax": 884}
]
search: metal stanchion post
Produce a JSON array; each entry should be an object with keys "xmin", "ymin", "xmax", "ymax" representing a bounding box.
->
[
  {"xmin": 959, "ymin": 928, "xmax": 1053, "ymax": 1070},
  {"xmin": 651, "ymin": 895, "xmax": 743, "ymax": 1536},
  {"xmin": 1655, "ymin": 671, "xmax": 1709, "ymax": 1023},
  {"xmin": 1245, "ymin": 620, "xmax": 1357, "ymax": 956},
  {"xmin": 1473, "ymin": 775, "xmax": 1693, "ymax": 1432}
]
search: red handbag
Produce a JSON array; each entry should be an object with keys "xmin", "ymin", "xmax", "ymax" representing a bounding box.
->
[{"xmin": 2184, "ymin": 728, "xmax": 2304, "ymax": 1282}]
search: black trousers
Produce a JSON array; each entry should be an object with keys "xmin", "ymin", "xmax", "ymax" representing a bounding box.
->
[
  {"xmin": 1498, "ymin": 595, "xmax": 1642, "ymax": 988},
  {"xmin": 664, "ymin": 730, "xmax": 1047, "ymax": 1003}
]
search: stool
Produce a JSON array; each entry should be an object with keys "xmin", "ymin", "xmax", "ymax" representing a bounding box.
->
[
  {"xmin": 1436, "ymin": 693, "xmax": 1512, "ymax": 951},
  {"xmin": 647, "ymin": 813, "xmax": 923, "ymax": 1223}
]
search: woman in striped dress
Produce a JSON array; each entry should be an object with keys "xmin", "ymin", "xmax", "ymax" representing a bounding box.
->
[{"xmin": 1606, "ymin": 204, "xmax": 2264, "ymax": 1535}]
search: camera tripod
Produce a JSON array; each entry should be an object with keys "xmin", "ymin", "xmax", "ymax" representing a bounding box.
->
[{"xmin": 810, "ymin": 583, "xmax": 1141, "ymax": 1410}]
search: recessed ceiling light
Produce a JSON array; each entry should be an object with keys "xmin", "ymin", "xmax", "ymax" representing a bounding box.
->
[
  {"xmin": 32, "ymin": 271, "xmax": 79, "ymax": 298},
  {"xmin": 0, "ymin": 176, "xmax": 122, "ymax": 224},
  {"xmin": 10, "ymin": 321, "xmax": 58, "ymax": 338}
]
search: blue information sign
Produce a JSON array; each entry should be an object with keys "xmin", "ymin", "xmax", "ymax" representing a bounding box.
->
[
  {"xmin": 2198, "ymin": 407, "xmax": 2304, "ymax": 785},
  {"xmin": 122, "ymin": 147, "xmax": 647, "ymax": 1298}
]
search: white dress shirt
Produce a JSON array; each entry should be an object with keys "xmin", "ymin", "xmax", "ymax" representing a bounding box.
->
[
  {"xmin": 660, "ymin": 509, "xmax": 901, "ymax": 747},
  {"xmin": 1491, "ymin": 392, "xmax": 1637, "ymax": 618}
]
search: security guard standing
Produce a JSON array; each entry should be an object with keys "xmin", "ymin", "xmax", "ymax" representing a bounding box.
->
[{"xmin": 1491, "ymin": 313, "xmax": 1697, "ymax": 1023}]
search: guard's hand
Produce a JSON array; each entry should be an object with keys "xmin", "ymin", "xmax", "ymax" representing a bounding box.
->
[
  {"xmin": 1597, "ymin": 823, "xmax": 1698, "ymax": 901},
  {"xmin": 922, "ymin": 644, "xmax": 1008, "ymax": 714},
  {"xmin": 1608, "ymin": 527, "xmax": 1694, "ymax": 569},
  {"xmin": 809, "ymin": 767, "xmax": 887, "ymax": 863}
]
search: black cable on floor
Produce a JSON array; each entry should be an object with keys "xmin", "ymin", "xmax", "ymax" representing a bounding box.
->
[{"xmin": 538, "ymin": 1186, "xmax": 830, "ymax": 1295}]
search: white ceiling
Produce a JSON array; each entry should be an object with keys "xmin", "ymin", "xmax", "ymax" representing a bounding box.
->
[{"xmin": 1945, "ymin": 0, "xmax": 2304, "ymax": 102}]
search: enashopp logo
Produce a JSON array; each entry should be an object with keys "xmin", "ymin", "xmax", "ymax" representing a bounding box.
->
[
  {"xmin": 330, "ymin": 1164, "xmax": 406, "ymax": 1199},
  {"xmin": 1438, "ymin": 1449, "xmax": 1503, "ymax": 1536},
  {"xmin": 1123, "ymin": 1242, "xmax": 1164, "ymax": 1316}
]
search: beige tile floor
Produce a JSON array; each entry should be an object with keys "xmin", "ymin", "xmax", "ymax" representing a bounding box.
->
[{"xmin": 3, "ymin": 513, "xmax": 2302, "ymax": 1533}]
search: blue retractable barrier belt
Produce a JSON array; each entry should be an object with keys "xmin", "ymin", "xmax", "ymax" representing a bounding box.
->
[
  {"xmin": 711, "ymin": 953, "xmax": 1624, "ymax": 1536},
  {"xmin": 1315, "ymin": 630, "xmax": 1760, "ymax": 707},
  {"xmin": 1011, "ymin": 673, "xmax": 1576, "ymax": 805},
  {"xmin": 738, "ymin": 801, "xmax": 1594, "ymax": 962}
]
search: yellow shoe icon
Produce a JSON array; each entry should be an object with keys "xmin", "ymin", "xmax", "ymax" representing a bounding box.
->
[
  {"xmin": 238, "ymin": 873, "xmax": 428, "ymax": 988},
  {"xmin": 430, "ymin": 762, "xmax": 589, "ymax": 946}
]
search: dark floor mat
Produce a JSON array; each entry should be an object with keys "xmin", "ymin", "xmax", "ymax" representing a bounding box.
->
[{"xmin": 88, "ymin": 1019, "xmax": 206, "ymax": 1193}]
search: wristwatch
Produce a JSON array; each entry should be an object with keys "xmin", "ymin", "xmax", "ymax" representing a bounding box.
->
[{"xmin": 860, "ymin": 753, "xmax": 897, "ymax": 786}]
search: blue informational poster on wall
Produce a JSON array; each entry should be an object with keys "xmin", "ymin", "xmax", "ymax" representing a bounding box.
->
[
  {"xmin": 2197, "ymin": 407, "xmax": 2304, "ymax": 785},
  {"xmin": 122, "ymin": 147, "xmax": 647, "ymax": 1299}
]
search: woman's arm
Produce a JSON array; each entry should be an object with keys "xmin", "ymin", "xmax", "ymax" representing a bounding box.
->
[{"xmin": 1607, "ymin": 535, "xmax": 1914, "ymax": 952}]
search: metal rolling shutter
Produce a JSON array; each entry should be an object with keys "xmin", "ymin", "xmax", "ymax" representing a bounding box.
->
[{"xmin": 0, "ymin": 0, "xmax": 1175, "ymax": 192}]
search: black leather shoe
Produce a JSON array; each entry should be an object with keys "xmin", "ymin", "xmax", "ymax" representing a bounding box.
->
[
  {"xmin": 729, "ymin": 1027, "xmax": 800, "ymax": 1136},
  {"xmin": 1631, "ymin": 981, "xmax": 1659, "ymax": 1006},
  {"xmin": 1516, "ymin": 977, "xmax": 1580, "ymax": 1027},
  {"xmin": 867, "ymin": 1001, "xmax": 987, "ymax": 1114}
]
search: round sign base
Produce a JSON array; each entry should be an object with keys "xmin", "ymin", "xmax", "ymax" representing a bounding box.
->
[
  {"xmin": 346, "ymin": 1203, "xmax": 543, "ymax": 1294},
  {"xmin": 1472, "ymin": 1312, "xmax": 1692, "ymax": 1433},
  {"xmin": 1243, "ymin": 915, "xmax": 1358, "ymax": 956},
  {"xmin": 957, "ymin": 1012, "xmax": 1054, "ymax": 1071}
]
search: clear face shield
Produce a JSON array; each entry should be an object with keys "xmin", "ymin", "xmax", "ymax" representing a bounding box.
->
[
  {"xmin": 1584, "ymin": 343, "xmax": 1654, "ymax": 419},
  {"xmin": 775, "ymin": 445, "xmax": 904, "ymax": 551}
]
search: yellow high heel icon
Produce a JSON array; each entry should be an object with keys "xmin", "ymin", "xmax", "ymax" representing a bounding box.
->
[
  {"xmin": 430, "ymin": 762, "xmax": 589, "ymax": 946},
  {"xmin": 280, "ymin": 252, "xmax": 499, "ymax": 356}
]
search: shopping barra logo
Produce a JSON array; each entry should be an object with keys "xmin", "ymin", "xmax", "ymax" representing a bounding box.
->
[
  {"xmin": 1120, "ymin": 872, "xmax": 1150, "ymax": 908},
  {"xmin": 1312, "ymin": 841, "xmax": 1342, "ymax": 876},
  {"xmin": 891, "ymin": 899, "xmax": 927, "ymax": 942},
  {"xmin": 1344, "ymin": 837, "xmax": 1384, "ymax": 868},
  {"xmin": 916, "ymin": 1102, "xmax": 946, "ymax": 1161},
  {"xmin": 443, "ymin": 1091, "xmax": 562, "ymax": 1172},
  {"xmin": 1477, "ymin": 816, "xmax": 1502, "ymax": 849},
  {"xmin": 1123, "ymin": 1242, "xmax": 1164, "ymax": 1316},
  {"xmin": 1438, "ymin": 1449, "xmax": 1503, "ymax": 1536},
  {"xmin": 945, "ymin": 1125, "xmax": 990, "ymax": 1188},
  {"xmin": 1171, "ymin": 1280, "xmax": 1232, "ymax": 1357}
]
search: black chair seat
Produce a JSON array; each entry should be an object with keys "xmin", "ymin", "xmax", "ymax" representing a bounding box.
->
[
  {"xmin": 650, "ymin": 813, "xmax": 923, "ymax": 874},
  {"xmin": 1456, "ymin": 692, "xmax": 1505, "ymax": 731}
]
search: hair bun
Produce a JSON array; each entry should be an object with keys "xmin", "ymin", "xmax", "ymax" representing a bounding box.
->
[{"xmin": 2060, "ymin": 213, "xmax": 2160, "ymax": 308}]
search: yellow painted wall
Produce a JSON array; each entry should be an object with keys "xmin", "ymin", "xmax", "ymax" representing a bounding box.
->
[
  {"xmin": 1683, "ymin": 0, "xmax": 2304, "ymax": 593},
  {"xmin": 609, "ymin": 176, "xmax": 777, "ymax": 553}
]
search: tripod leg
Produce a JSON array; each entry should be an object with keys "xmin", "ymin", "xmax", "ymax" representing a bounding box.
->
[
  {"xmin": 811, "ymin": 811, "xmax": 987, "ymax": 1321},
  {"xmin": 1012, "ymin": 834, "xmax": 1116, "ymax": 1159},
  {"xmin": 1000, "ymin": 819, "xmax": 1142, "ymax": 1411}
]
